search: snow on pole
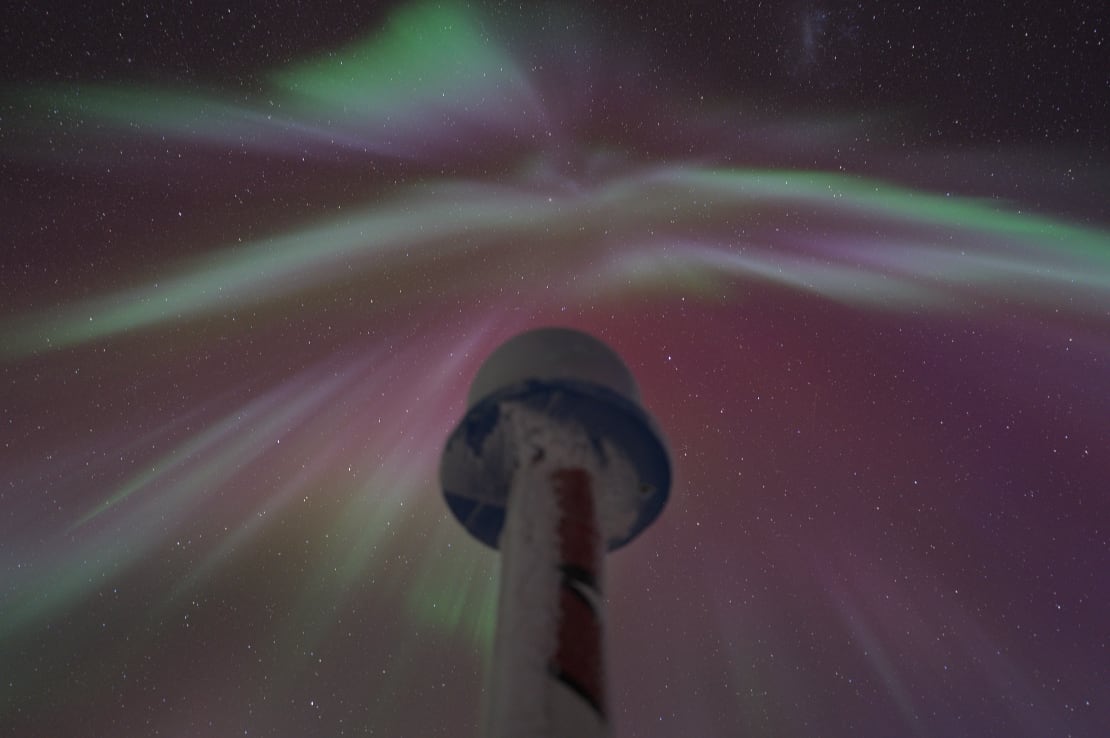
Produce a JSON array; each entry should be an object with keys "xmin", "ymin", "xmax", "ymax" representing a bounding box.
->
[{"xmin": 440, "ymin": 328, "xmax": 671, "ymax": 738}]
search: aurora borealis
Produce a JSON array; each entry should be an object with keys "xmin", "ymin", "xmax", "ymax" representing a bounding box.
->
[{"xmin": 2, "ymin": 2, "xmax": 1107, "ymax": 736}]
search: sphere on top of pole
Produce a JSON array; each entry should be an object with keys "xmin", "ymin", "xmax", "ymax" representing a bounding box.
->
[{"xmin": 440, "ymin": 326, "xmax": 671, "ymax": 552}]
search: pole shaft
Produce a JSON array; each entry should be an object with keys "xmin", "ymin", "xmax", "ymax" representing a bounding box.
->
[
  {"xmin": 550, "ymin": 468, "xmax": 606, "ymax": 716},
  {"xmin": 486, "ymin": 463, "xmax": 609, "ymax": 738}
]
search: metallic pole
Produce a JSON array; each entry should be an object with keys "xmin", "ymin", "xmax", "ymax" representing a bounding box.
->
[{"xmin": 441, "ymin": 328, "xmax": 671, "ymax": 738}]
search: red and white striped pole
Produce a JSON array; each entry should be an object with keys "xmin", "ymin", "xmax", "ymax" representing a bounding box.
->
[
  {"xmin": 440, "ymin": 328, "xmax": 671, "ymax": 738},
  {"xmin": 486, "ymin": 455, "xmax": 608, "ymax": 737}
]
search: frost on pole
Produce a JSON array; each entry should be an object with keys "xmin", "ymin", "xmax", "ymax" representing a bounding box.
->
[{"xmin": 440, "ymin": 327, "xmax": 671, "ymax": 738}]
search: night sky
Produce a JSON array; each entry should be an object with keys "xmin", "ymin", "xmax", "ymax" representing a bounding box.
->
[{"xmin": 2, "ymin": 2, "xmax": 1108, "ymax": 736}]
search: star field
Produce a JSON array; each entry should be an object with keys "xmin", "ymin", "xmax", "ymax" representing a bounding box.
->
[{"xmin": 1, "ymin": 2, "xmax": 1108, "ymax": 737}]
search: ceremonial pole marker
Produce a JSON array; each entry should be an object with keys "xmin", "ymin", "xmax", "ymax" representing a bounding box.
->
[{"xmin": 440, "ymin": 327, "xmax": 671, "ymax": 738}]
